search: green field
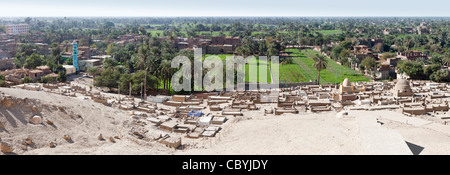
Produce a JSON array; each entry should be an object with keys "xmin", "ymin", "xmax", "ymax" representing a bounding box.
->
[
  {"xmin": 146, "ymin": 30, "xmax": 165, "ymax": 36},
  {"xmin": 202, "ymin": 51, "xmax": 368, "ymax": 84},
  {"xmin": 146, "ymin": 30, "xmax": 231, "ymax": 37},
  {"xmin": 146, "ymin": 29, "xmax": 342, "ymax": 38},
  {"xmin": 285, "ymin": 49, "xmax": 369, "ymax": 84},
  {"xmin": 204, "ymin": 54, "xmax": 271, "ymax": 83},
  {"xmin": 198, "ymin": 31, "xmax": 231, "ymax": 36},
  {"xmin": 245, "ymin": 58, "xmax": 271, "ymax": 83},
  {"xmin": 395, "ymin": 34, "xmax": 421, "ymax": 39},
  {"xmin": 169, "ymin": 49, "xmax": 368, "ymax": 87},
  {"xmin": 276, "ymin": 63, "xmax": 307, "ymax": 83},
  {"xmin": 145, "ymin": 30, "xmax": 292, "ymax": 37}
]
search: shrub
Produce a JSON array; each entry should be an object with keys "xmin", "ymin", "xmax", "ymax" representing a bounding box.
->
[
  {"xmin": 40, "ymin": 75, "xmax": 55, "ymax": 83},
  {"xmin": 57, "ymin": 71, "xmax": 67, "ymax": 82},
  {"xmin": 23, "ymin": 76, "xmax": 32, "ymax": 83}
]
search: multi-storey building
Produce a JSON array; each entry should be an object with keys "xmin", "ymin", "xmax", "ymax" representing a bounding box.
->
[
  {"xmin": 5, "ymin": 24, "xmax": 29, "ymax": 35},
  {"xmin": 398, "ymin": 51, "xmax": 428, "ymax": 61}
]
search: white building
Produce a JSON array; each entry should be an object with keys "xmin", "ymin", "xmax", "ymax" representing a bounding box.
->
[
  {"xmin": 79, "ymin": 59, "xmax": 101, "ymax": 71},
  {"xmin": 90, "ymin": 55, "xmax": 111, "ymax": 61},
  {"xmin": 63, "ymin": 65, "xmax": 77, "ymax": 74},
  {"xmin": 5, "ymin": 24, "xmax": 29, "ymax": 35}
]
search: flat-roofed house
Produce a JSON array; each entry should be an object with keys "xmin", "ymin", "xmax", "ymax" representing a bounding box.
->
[
  {"xmin": 79, "ymin": 59, "xmax": 102, "ymax": 71},
  {"xmin": 398, "ymin": 51, "xmax": 428, "ymax": 61},
  {"xmin": 36, "ymin": 65, "xmax": 51, "ymax": 74},
  {"xmin": 354, "ymin": 45, "xmax": 369, "ymax": 52},
  {"xmin": 0, "ymin": 58, "xmax": 14, "ymax": 71},
  {"xmin": 63, "ymin": 65, "xmax": 77, "ymax": 75},
  {"xmin": 376, "ymin": 64, "xmax": 391, "ymax": 79},
  {"xmin": 211, "ymin": 36, "xmax": 224, "ymax": 45},
  {"xmin": 28, "ymin": 70, "xmax": 44, "ymax": 82},
  {"xmin": 177, "ymin": 42, "xmax": 189, "ymax": 50},
  {"xmin": 223, "ymin": 44, "xmax": 233, "ymax": 54},
  {"xmin": 206, "ymin": 45, "xmax": 223, "ymax": 54}
]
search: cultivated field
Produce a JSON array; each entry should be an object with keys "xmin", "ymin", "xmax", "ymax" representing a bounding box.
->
[
  {"xmin": 202, "ymin": 50, "xmax": 369, "ymax": 85},
  {"xmin": 316, "ymin": 30, "xmax": 343, "ymax": 35},
  {"xmin": 203, "ymin": 54, "xmax": 272, "ymax": 83},
  {"xmin": 285, "ymin": 49, "xmax": 369, "ymax": 84}
]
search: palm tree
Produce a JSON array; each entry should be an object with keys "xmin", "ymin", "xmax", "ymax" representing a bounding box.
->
[
  {"xmin": 443, "ymin": 54, "xmax": 450, "ymax": 67},
  {"xmin": 159, "ymin": 59, "xmax": 173, "ymax": 90},
  {"xmin": 87, "ymin": 67, "xmax": 100, "ymax": 86},
  {"xmin": 135, "ymin": 44, "xmax": 150, "ymax": 99},
  {"xmin": 313, "ymin": 53, "xmax": 328, "ymax": 84}
]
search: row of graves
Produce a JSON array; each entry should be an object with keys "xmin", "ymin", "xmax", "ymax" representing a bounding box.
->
[
  {"xmin": 266, "ymin": 85, "xmax": 337, "ymax": 115},
  {"xmin": 9, "ymin": 78, "xmax": 450, "ymax": 150},
  {"xmin": 143, "ymin": 94, "xmax": 234, "ymax": 148},
  {"xmin": 141, "ymin": 88, "xmax": 347, "ymax": 148}
]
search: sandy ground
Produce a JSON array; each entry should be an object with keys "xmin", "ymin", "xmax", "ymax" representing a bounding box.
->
[
  {"xmin": 179, "ymin": 112, "xmax": 364, "ymax": 155},
  {"xmin": 180, "ymin": 109, "xmax": 450, "ymax": 155},
  {"xmin": 0, "ymin": 87, "xmax": 174, "ymax": 155},
  {"xmin": 382, "ymin": 120, "xmax": 450, "ymax": 155},
  {"xmin": 2, "ymin": 87, "xmax": 450, "ymax": 155}
]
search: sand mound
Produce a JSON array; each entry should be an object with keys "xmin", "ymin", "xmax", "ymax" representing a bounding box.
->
[{"xmin": 0, "ymin": 88, "xmax": 173, "ymax": 155}]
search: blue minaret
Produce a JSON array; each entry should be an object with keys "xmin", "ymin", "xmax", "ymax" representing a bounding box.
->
[{"xmin": 72, "ymin": 40, "xmax": 79, "ymax": 72}]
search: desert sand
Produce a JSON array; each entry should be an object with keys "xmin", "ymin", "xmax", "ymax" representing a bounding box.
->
[
  {"xmin": 178, "ymin": 112, "xmax": 363, "ymax": 155},
  {"xmin": 0, "ymin": 87, "xmax": 175, "ymax": 155}
]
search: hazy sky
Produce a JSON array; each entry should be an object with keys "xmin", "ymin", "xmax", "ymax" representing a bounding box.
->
[{"xmin": 0, "ymin": 0, "xmax": 449, "ymax": 17}]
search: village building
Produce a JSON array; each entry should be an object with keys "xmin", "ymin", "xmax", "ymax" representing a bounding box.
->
[
  {"xmin": 353, "ymin": 45, "xmax": 374, "ymax": 62},
  {"xmin": 63, "ymin": 65, "xmax": 77, "ymax": 75},
  {"xmin": 79, "ymin": 59, "xmax": 102, "ymax": 71},
  {"xmin": 384, "ymin": 57, "xmax": 401, "ymax": 67},
  {"xmin": 177, "ymin": 42, "xmax": 189, "ymax": 50},
  {"xmin": 28, "ymin": 70, "xmax": 44, "ymax": 82},
  {"xmin": 353, "ymin": 45, "xmax": 369, "ymax": 52},
  {"xmin": 204, "ymin": 36, "xmax": 241, "ymax": 54},
  {"xmin": 0, "ymin": 50, "xmax": 11, "ymax": 59},
  {"xmin": 417, "ymin": 23, "xmax": 430, "ymax": 35},
  {"xmin": 357, "ymin": 38, "xmax": 383, "ymax": 48},
  {"xmin": 90, "ymin": 55, "xmax": 111, "ymax": 61},
  {"xmin": 398, "ymin": 51, "xmax": 428, "ymax": 61},
  {"xmin": 206, "ymin": 45, "xmax": 223, "ymax": 54},
  {"xmin": 77, "ymin": 46, "xmax": 91, "ymax": 60},
  {"xmin": 223, "ymin": 44, "xmax": 233, "ymax": 54},
  {"xmin": 375, "ymin": 64, "xmax": 392, "ymax": 80},
  {"xmin": 211, "ymin": 36, "xmax": 225, "ymax": 45},
  {"xmin": 34, "ymin": 43, "xmax": 50, "ymax": 55},
  {"xmin": 0, "ymin": 39, "xmax": 15, "ymax": 50},
  {"xmin": 36, "ymin": 65, "xmax": 51, "ymax": 74},
  {"xmin": 402, "ymin": 27, "xmax": 415, "ymax": 34},
  {"xmin": 5, "ymin": 24, "xmax": 29, "ymax": 35},
  {"xmin": 169, "ymin": 36, "xmax": 241, "ymax": 54},
  {"xmin": 0, "ymin": 57, "xmax": 14, "ymax": 71}
]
